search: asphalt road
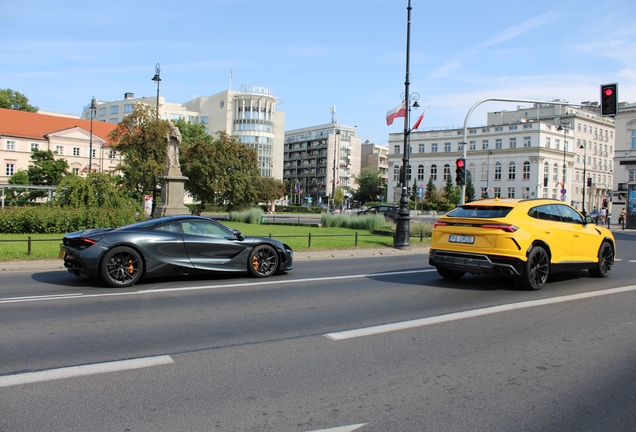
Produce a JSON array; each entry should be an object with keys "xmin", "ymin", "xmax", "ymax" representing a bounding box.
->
[{"xmin": 1, "ymin": 232, "xmax": 636, "ymax": 431}]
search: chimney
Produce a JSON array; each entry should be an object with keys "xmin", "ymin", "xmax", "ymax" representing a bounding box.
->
[{"xmin": 124, "ymin": 92, "xmax": 135, "ymax": 99}]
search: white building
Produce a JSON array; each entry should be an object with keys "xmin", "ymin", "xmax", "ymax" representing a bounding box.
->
[
  {"xmin": 387, "ymin": 102, "xmax": 615, "ymax": 213},
  {"xmin": 284, "ymin": 121, "xmax": 361, "ymax": 206},
  {"xmin": 81, "ymin": 86, "xmax": 285, "ymax": 179},
  {"xmin": 613, "ymin": 102, "xmax": 636, "ymax": 226}
]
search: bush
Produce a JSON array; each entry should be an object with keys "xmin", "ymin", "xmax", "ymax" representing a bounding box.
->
[
  {"xmin": 321, "ymin": 213, "xmax": 388, "ymax": 231},
  {"xmin": 228, "ymin": 208, "xmax": 264, "ymax": 224}
]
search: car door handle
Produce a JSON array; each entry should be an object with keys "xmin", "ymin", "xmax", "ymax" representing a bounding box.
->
[{"xmin": 544, "ymin": 230, "xmax": 552, "ymax": 234}]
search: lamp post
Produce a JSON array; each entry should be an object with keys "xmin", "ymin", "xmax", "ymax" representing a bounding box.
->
[
  {"xmin": 331, "ymin": 129, "xmax": 340, "ymax": 212},
  {"xmin": 88, "ymin": 97, "xmax": 97, "ymax": 174},
  {"xmin": 152, "ymin": 63, "xmax": 161, "ymax": 119},
  {"xmin": 580, "ymin": 143, "xmax": 587, "ymax": 214},
  {"xmin": 557, "ymin": 121, "xmax": 569, "ymax": 201},
  {"xmin": 485, "ymin": 150, "xmax": 493, "ymax": 198},
  {"xmin": 394, "ymin": 0, "xmax": 419, "ymax": 249}
]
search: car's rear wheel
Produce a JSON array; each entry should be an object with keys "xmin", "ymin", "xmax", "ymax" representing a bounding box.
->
[
  {"xmin": 248, "ymin": 245, "xmax": 279, "ymax": 278},
  {"xmin": 589, "ymin": 241, "xmax": 614, "ymax": 278},
  {"xmin": 516, "ymin": 246, "xmax": 549, "ymax": 290},
  {"xmin": 436, "ymin": 267, "xmax": 465, "ymax": 279},
  {"xmin": 100, "ymin": 246, "xmax": 144, "ymax": 288}
]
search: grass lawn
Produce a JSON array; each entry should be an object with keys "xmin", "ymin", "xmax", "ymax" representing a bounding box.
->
[{"xmin": 0, "ymin": 222, "xmax": 430, "ymax": 262}]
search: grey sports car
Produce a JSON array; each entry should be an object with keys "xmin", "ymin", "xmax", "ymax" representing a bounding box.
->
[{"xmin": 60, "ymin": 215, "xmax": 294, "ymax": 287}]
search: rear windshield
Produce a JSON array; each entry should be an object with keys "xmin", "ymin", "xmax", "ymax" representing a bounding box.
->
[{"xmin": 446, "ymin": 205, "xmax": 513, "ymax": 219}]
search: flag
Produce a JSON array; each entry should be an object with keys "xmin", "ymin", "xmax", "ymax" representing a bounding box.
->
[
  {"xmin": 412, "ymin": 105, "xmax": 430, "ymax": 130},
  {"xmin": 386, "ymin": 102, "xmax": 406, "ymax": 126}
]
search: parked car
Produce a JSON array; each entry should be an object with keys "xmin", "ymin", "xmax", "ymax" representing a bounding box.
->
[
  {"xmin": 356, "ymin": 205, "xmax": 400, "ymax": 221},
  {"xmin": 60, "ymin": 215, "xmax": 294, "ymax": 287},
  {"xmin": 429, "ymin": 198, "xmax": 615, "ymax": 290}
]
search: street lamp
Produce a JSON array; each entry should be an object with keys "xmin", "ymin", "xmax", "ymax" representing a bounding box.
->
[
  {"xmin": 580, "ymin": 142, "xmax": 587, "ymax": 214},
  {"xmin": 557, "ymin": 121, "xmax": 569, "ymax": 201},
  {"xmin": 394, "ymin": 0, "xmax": 419, "ymax": 249},
  {"xmin": 485, "ymin": 150, "xmax": 493, "ymax": 198},
  {"xmin": 152, "ymin": 63, "xmax": 161, "ymax": 119},
  {"xmin": 88, "ymin": 97, "xmax": 97, "ymax": 173}
]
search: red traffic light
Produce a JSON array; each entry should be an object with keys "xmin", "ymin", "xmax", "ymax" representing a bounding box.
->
[
  {"xmin": 456, "ymin": 158, "xmax": 465, "ymax": 168},
  {"xmin": 603, "ymin": 88, "xmax": 613, "ymax": 97}
]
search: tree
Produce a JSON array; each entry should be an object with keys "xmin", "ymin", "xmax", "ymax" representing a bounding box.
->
[
  {"xmin": 255, "ymin": 177, "xmax": 286, "ymax": 204},
  {"xmin": 0, "ymin": 88, "xmax": 38, "ymax": 112},
  {"xmin": 441, "ymin": 174, "xmax": 461, "ymax": 210},
  {"xmin": 24, "ymin": 149, "xmax": 69, "ymax": 200},
  {"xmin": 352, "ymin": 167, "xmax": 385, "ymax": 204},
  {"xmin": 108, "ymin": 104, "xmax": 170, "ymax": 204},
  {"xmin": 55, "ymin": 172, "xmax": 141, "ymax": 212},
  {"xmin": 334, "ymin": 186, "xmax": 345, "ymax": 207},
  {"xmin": 423, "ymin": 176, "xmax": 439, "ymax": 210},
  {"xmin": 464, "ymin": 178, "xmax": 476, "ymax": 203},
  {"xmin": 180, "ymin": 131, "xmax": 260, "ymax": 211},
  {"xmin": 5, "ymin": 171, "xmax": 30, "ymax": 205}
]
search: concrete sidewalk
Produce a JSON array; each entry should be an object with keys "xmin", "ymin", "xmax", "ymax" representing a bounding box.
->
[{"xmin": 0, "ymin": 244, "xmax": 431, "ymax": 273}]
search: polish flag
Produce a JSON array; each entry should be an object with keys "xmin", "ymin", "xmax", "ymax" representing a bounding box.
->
[
  {"xmin": 412, "ymin": 105, "xmax": 430, "ymax": 130},
  {"xmin": 386, "ymin": 102, "xmax": 406, "ymax": 126}
]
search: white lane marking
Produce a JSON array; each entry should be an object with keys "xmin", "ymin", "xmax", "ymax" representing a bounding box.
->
[
  {"xmin": 0, "ymin": 355, "xmax": 174, "ymax": 388},
  {"xmin": 0, "ymin": 269, "xmax": 436, "ymax": 305},
  {"xmin": 307, "ymin": 424, "xmax": 366, "ymax": 432},
  {"xmin": 1, "ymin": 293, "xmax": 83, "ymax": 300},
  {"xmin": 325, "ymin": 284, "xmax": 636, "ymax": 341},
  {"xmin": 629, "ymin": 260, "xmax": 636, "ymax": 263}
]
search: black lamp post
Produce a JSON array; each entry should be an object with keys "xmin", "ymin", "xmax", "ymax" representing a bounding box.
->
[
  {"xmin": 557, "ymin": 122, "xmax": 568, "ymax": 201},
  {"xmin": 331, "ymin": 129, "xmax": 340, "ymax": 213},
  {"xmin": 394, "ymin": 0, "xmax": 419, "ymax": 249},
  {"xmin": 580, "ymin": 143, "xmax": 587, "ymax": 214},
  {"xmin": 152, "ymin": 63, "xmax": 161, "ymax": 119},
  {"xmin": 88, "ymin": 97, "xmax": 97, "ymax": 173},
  {"xmin": 485, "ymin": 150, "xmax": 493, "ymax": 198}
]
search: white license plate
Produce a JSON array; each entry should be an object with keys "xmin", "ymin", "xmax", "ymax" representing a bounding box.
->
[{"xmin": 449, "ymin": 235, "xmax": 475, "ymax": 244}]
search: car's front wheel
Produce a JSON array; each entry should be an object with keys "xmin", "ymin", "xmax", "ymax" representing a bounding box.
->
[
  {"xmin": 247, "ymin": 245, "xmax": 279, "ymax": 278},
  {"xmin": 589, "ymin": 241, "xmax": 614, "ymax": 278},
  {"xmin": 436, "ymin": 267, "xmax": 465, "ymax": 280},
  {"xmin": 100, "ymin": 246, "xmax": 144, "ymax": 288},
  {"xmin": 516, "ymin": 246, "xmax": 549, "ymax": 290}
]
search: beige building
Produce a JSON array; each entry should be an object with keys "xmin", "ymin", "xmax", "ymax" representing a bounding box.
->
[
  {"xmin": 284, "ymin": 121, "xmax": 362, "ymax": 206},
  {"xmin": 81, "ymin": 86, "xmax": 285, "ymax": 179},
  {"xmin": 387, "ymin": 102, "xmax": 615, "ymax": 213},
  {"xmin": 361, "ymin": 141, "xmax": 389, "ymax": 183},
  {"xmin": 612, "ymin": 102, "xmax": 636, "ymax": 226},
  {"xmin": 0, "ymin": 108, "xmax": 119, "ymax": 185}
]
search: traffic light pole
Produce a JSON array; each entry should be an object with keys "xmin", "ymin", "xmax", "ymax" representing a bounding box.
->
[{"xmin": 459, "ymin": 97, "xmax": 579, "ymax": 205}]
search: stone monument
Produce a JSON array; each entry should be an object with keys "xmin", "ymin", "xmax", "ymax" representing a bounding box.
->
[{"xmin": 152, "ymin": 121, "xmax": 189, "ymax": 218}]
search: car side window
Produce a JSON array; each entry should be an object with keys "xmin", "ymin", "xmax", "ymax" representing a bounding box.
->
[
  {"xmin": 530, "ymin": 205, "xmax": 562, "ymax": 222},
  {"xmin": 153, "ymin": 223, "xmax": 183, "ymax": 233},
  {"xmin": 556, "ymin": 205, "xmax": 584, "ymax": 224},
  {"xmin": 181, "ymin": 221, "xmax": 232, "ymax": 238}
]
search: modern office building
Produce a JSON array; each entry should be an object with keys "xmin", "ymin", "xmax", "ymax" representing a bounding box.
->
[
  {"xmin": 387, "ymin": 102, "xmax": 615, "ymax": 213},
  {"xmin": 0, "ymin": 108, "xmax": 118, "ymax": 184},
  {"xmin": 284, "ymin": 121, "xmax": 362, "ymax": 206},
  {"xmin": 81, "ymin": 85, "xmax": 285, "ymax": 179}
]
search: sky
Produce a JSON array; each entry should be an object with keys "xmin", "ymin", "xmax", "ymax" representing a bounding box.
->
[{"xmin": 2, "ymin": 0, "xmax": 636, "ymax": 144}]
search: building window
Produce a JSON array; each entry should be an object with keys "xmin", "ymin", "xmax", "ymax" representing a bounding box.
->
[
  {"xmin": 494, "ymin": 162, "xmax": 502, "ymax": 180},
  {"xmin": 632, "ymin": 130, "xmax": 636, "ymax": 150},
  {"xmin": 91, "ymin": 148, "xmax": 97, "ymax": 158},
  {"xmin": 509, "ymin": 138, "xmax": 517, "ymax": 148},
  {"xmin": 523, "ymin": 136, "xmax": 531, "ymax": 147},
  {"xmin": 508, "ymin": 162, "xmax": 516, "ymax": 180},
  {"xmin": 482, "ymin": 140, "xmax": 489, "ymax": 150},
  {"xmin": 73, "ymin": 147, "xmax": 80, "ymax": 156},
  {"xmin": 417, "ymin": 164, "xmax": 425, "ymax": 180},
  {"xmin": 481, "ymin": 187, "xmax": 487, "ymax": 197},
  {"xmin": 444, "ymin": 142, "xmax": 451, "ymax": 152},
  {"xmin": 494, "ymin": 187, "xmax": 501, "ymax": 198},
  {"xmin": 431, "ymin": 143, "xmax": 438, "ymax": 153},
  {"xmin": 495, "ymin": 139, "xmax": 502, "ymax": 149},
  {"xmin": 523, "ymin": 124, "xmax": 533, "ymax": 129},
  {"xmin": 6, "ymin": 140, "xmax": 16, "ymax": 151},
  {"xmin": 509, "ymin": 125, "xmax": 518, "ymax": 131},
  {"xmin": 109, "ymin": 150, "xmax": 116, "ymax": 159},
  {"xmin": 123, "ymin": 104, "xmax": 134, "ymax": 113},
  {"xmin": 394, "ymin": 145, "xmax": 400, "ymax": 154},
  {"xmin": 109, "ymin": 118, "xmax": 118, "ymax": 124},
  {"xmin": 200, "ymin": 116, "xmax": 209, "ymax": 124},
  {"xmin": 99, "ymin": 108, "xmax": 106, "ymax": 116},
  {"xmin": 495, "ymin": 127, "xmax": 503, "ymax": 132},
  {"xmin": 481, "ymin": 163, "xmax": 487, "ymax": 181},
  {"xmin": 418, "ymin": 143, "xmax": 426, "ymax": 153},
  {"xmin": 72, "ymin": 168, "xmax": 79, "ymax": 175},
  {"xmin": 469, "ymin": 141, "xmax": 476, "ymax": 150},
  {"xmin": 443, "ymin": 164, "xmax": 450, "ymax": 180},
  {"xmin": 110, "ymin": 106, "xmax": 119, "ymax": 115},
  {"xmin": 508, "ymin": 187, "xmax": 515, "ymax": 198},
  {"xmin": 31, "ymin": 143, "xmax": 39, "ymax": 151},
  {"xmin": 430, "ymin": 164, "xmax": 437, "ymax": 180},
  {"xmin": 5, "ymin": 163, "xmax": 15, "ymax": 176},
  {"xmin": 522, "ymin": 187, "xmax": 530, "ymax": 199},
  {"xmin": 55, "ymin": 146, "xmax": 64, "ymax": 155},
  {"xmin": 628, "ymin": 169, "xmax": 636, "ymax": 182},
  {"xmin": 553, "ymin": 163, "xmax": 558, "ymax": 181},
  {"xmin": 523, "ymin": 161, "xmax": 530, "ymax": 180},
  {"xmin": 170, "ymin": 114, "xmax": 184, "ymax": 120},
  {"xmin": 546, "ymin": 137, "xmax": 551, "ymax": 148}
]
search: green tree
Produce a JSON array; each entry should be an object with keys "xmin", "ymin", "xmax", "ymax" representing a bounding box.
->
[
  {"xmin": 255, "ymin": 177, "xmax": 286, "ymax": 204},
  {"xmin": 440, "ymin": 174, "xmax": 461, "ymax": 210},
  {"xmin": 334, "ymin": 186, "xmax": 345, "ymax": 207},
  {"xmin": 5, "ymin": 170, "xmax": 30, "ymax": 205},
  {"xmin": 55, "ymin": 172, "xmax": 141, "ymax": 212},
  {"xmin": 180, "ymin": 131, "xmax": 260, "ymax": 211},
  {"xmin": 108, "ymin": 104, "xmax": 170, "ymax": 204},
  {"xmin": 424, "ymin": 176, "xmax": 439, "ymax": 210},
  {"xmin": 0, "ymin": 88, "xmax": 38, "ymax": 112},
  {"xmin": 464, "ymin": 178, "xmax": 476, "ymax": 203},
  {"xmin": 353, "ymin": 167, "xmax": 385, "ymax": 204},
  {"xmin": 25, "ymin": 149, "xmax": 69, "ymax": 200}
]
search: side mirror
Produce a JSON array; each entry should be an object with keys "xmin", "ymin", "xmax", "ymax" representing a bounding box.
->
[
  {"xmin": 584, "ymin": 215, "xmax": 594, "ymax": 224},
  {"xmin": 233, "ymin": 230, "xmax": 245, "ymax": 241}
]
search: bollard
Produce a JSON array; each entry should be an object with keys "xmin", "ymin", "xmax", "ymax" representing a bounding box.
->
[
  {"xmin": 308, "ymin": 232, "xmax": 312, "ymax": 248},
  {"xmin": 28, "ymin": 236, "xmax": 32, "ymax": 255},
  {"xmin": 355, "ymin": 232, "xmax": 358, "ymax": 247}
]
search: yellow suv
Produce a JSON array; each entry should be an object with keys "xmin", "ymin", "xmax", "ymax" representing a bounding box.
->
[{"xmin": 429, "ymin": 198, "xmax": 616, "ymax": 290}]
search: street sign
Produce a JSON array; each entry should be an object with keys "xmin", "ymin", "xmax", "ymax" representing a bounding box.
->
[{"xmin": 561, "ymin": 188, "xmax": 566, "ymax": 195}]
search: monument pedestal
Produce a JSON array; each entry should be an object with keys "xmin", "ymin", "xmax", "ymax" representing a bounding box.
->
[{"xmin": 152, "ymin": 167, "xmax": 189, "ymax": 218}]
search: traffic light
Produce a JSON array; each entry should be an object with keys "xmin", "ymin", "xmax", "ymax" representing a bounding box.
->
[
  {"xmin": 600, "ymin": 83, "xmax": 618, "ymax": 116},
  {"xmin": 455, "ymin": 158, "xmax": 466, "ymax": 186},
  {"xmin": 602, "ymin": 199, "xmax": 608, "ymax": 208},
  {"xmin": 587, "ymin": 177, "xmax": 592, "ymax": 187}
]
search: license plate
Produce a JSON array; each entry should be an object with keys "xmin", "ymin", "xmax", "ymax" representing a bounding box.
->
[
  {"xmin": 59, "ymin": 249, "xmax": 66, "ymax": 259},
  {"xmin": 449, "ymin": 235, "xmax": 475, "ymax": 244}
]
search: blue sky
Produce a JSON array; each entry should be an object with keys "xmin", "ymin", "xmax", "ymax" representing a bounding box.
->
[{"xmin": 2, "ymin": 0, "xmax": 635, "ymax": 144}]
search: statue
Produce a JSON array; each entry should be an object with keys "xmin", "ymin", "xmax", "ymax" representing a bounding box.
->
[{"xmin": 166, "ymin": 121, "xmax": 181, "ymax": 170}]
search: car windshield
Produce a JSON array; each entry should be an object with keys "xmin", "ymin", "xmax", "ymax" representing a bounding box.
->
[{"xmin": 446, "ymin": 205, "xmax": 513, "ymax": 219}]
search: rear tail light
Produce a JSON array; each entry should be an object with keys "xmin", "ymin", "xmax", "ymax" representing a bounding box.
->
[
  {"xmin": 481, "ymin": 224, "xmax": 518, "ymax": 233},
  {"xmin": 433, "ymin": 221, "xmax": 447, "ymax": 228}
]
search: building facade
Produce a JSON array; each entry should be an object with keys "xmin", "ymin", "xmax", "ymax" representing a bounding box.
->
[
  {"xmin": 387, "ymin": 102, "xmax": 615, "ymax": 214},
  {"xmin": 613, "ymin": 102, "xmax": 636, "ymax": 227},
  {"xmin": 80, "ymin": 86, "xmax": 285, "ymax": 179},
  {"xmin": 361, "ymin": 141, "xmax": 389, "ymax": 184},
  {"xmin": 0, "ymin": 108, "xmax": 118, "ymax": 184},
  {"xmin": 284, "ymin": 122, "xmax": 362, "ymax": 206}
]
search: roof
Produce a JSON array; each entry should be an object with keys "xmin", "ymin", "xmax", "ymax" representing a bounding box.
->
[{"xmin": 0, "ymin": 108, "xmax": 118, "ymax": 145}]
